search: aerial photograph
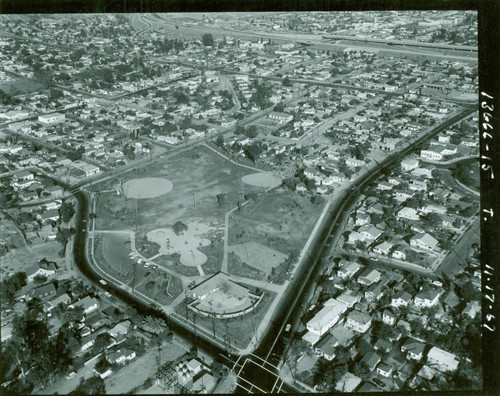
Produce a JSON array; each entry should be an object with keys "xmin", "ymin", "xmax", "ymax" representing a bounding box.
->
[{"xmin": 0, "ymin": 11, "xmax": 482, "ymax": 394}]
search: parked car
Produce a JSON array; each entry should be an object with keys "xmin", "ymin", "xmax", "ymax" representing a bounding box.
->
[
  {"xmin": 285, "ymin": 324, "xmax": 292, "ymax": 332},
  {"xmin": 373, "ymin": 378, "xmax": 385, "ymax": 387}
]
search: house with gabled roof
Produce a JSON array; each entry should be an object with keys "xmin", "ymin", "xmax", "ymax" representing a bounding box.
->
[
  {"xmin": 106, "ymin": 347, "xmax": 136, "ymax": 365},
  {"xmin": 337, "ymin": 289, "xmax": 362, "ymax": 308},
  {"xmin": 69, "ymin": 296, "xmax": 99, "ymax": 315},
  {"xmin": 401, "ymin": 337, "xmax": 426, "ymax": 361},
  {"xmin": 315, "ymin": 333, "xmax": 338, "ymax": 361},
  {"xmin": 30, "ymin": 283, "xmax": 57, "ymax": 300},
  {"xmin": 414, "ymin": 288, "xmax": 441, "ymax": 308},
  {"xmin": 382, "ymin": 309, "xmax": 396, "ymax": 326},
  {"xmin": 377, "ymin": 362, "xmax": 394, "ymax": 378},
  {"xmin": 397, "ymin": 207, "xmax": 420, "ymax": 221},
  {"xmin": 391, "ymin": 290, "xmax": 412, "ymax": 308},
  {"xmin": 337, "ymin": 260, "xmax": 362, "ymax": 279},
  {"xmin": 25, "ymin": 261, "xmax": 57, "ymax": 282},
  {"xmin": 373, "ymin": 241, "xmax": 393, "ymax": 256},
  {"xmin": 361, "ymin": 351, "xmax": 381, "ymax": 371},
  {"xmin": 357, "ymin": 268, "xmax": 381, "ymax": 286},
  {"xmin": 345, "ymin": 310, "xmax": 372, "ymax": 333},
  {"xmin": 410, "ymin": 233, "xmax": 439, "ymax": 251},
  {"xmin": 359, "ymin": 225, "xmax": 382, "ymax": 241},
  {"xmin": 365, "ymin": 283, "xmax": 384, "ymax": 302}
]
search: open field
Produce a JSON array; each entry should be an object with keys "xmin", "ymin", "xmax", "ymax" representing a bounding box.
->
[
  {"xmin": 174, "ymin": 289, "xmax": 276, "ymax": 350},
  {"xmin": 227, "ymin": 191, "xmax": 326, "ymax": 273},
  {"xmin": 229, "ymin": 241, "xmax": 288, "ymax": 277},
  {"xmin": 95, "ymin": 146, "xmax": 262, "ymax": 232},
  {"xmin": 0, "ymin": 79, "xmax": 43, "ymax": 95}
]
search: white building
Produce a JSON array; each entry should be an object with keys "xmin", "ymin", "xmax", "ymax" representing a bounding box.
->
[
  {"xmin": 306, "ymin": 299, "xmax": 348, "ymax": 336},
  {"xmin": 427, "ymin": 347, "xmax": 459, "ymax": 372},
  {"xmin": 38, "ymin": 112, "xmax": 66, "ymax": 124}
]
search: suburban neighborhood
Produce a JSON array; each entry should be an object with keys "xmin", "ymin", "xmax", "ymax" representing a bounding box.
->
[{"xmin": 0, "ymin": 11, "xmax": 482, "ymax": 394}]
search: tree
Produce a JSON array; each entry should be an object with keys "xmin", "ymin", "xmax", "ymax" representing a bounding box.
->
[
  {"xmin": 353, "ymin": 361, "xmax": 371, "ymax": 380},
  {"xmin": 282, "ymin": 76, "xmax": 292, "ymax": 86},
  {"xmin": 71, "ymin": 376, "xmax": 106, "ymax": 395},
  {"xmin": 92, "ymin": 332, "xmax": 112, "ymax": 353},
  {"xmin": 142, "ymin": 315, "xmax": 167, "ymax": 335},
  {"xmin": 202, "ymin": 33, "xmax": 214, "ymax": 47},
  {"xmin": 215, "ymin": 134, "xmax": 224, "ymax": 147},
  {"xmin": 172, "ymin": 221, "xmax": 188, "ymax": 235}
]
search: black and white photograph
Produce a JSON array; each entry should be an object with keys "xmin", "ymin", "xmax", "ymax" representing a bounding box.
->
[{"xmin": 0, "ymin": 3, "xmax": 498, "ymax": 394}]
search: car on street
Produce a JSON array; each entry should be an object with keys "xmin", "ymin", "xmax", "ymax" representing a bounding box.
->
[
  {"xmin": 99, "ymin": 279, "xmax": 107, "ymax": 285},
  {"xmin": 285, "ymin": 324, "xmax": 292, "ymax": 332},
  {"xmin": 309, "ymin": 304, "xmax": 316, "ymax": 311},
  {"xmin": 373, "ymin": 378, "xmax": 385, "ymax": 387}
]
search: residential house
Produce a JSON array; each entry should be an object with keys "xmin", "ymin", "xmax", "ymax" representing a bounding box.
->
[
  {"xmin": 40, "ymin": 209, "xmax": 60, "ymax": 224},
  {"xmin": 427, "ymin": 346, "xmax": 459, "ymax": 372},
  {"xmin": 296, "ymin": 182, "xmax": 307, "ymax": 192},
  {"xmin": 337, "ymin": 261, "xmax": 362, "ymax": 279},
  {"xmin": 358, "ymin": 225, "xmax": 382, "ymax": 241},
  {"xmin": 377, "ymin": 362, "xmax": 394, "ymax": 378},
  {"xmin": 414, "ymin": 288, "xmax": 441, "ymax": 308},
  {"xmin": 69, "ymin": 296, "xmax": 99, "ymax": 315},
  {"xmin": 109, "ymin": 320, "xmax": 133, "ymax": 339},
  {"xmin": 46, "ymin": 185, "xmax": 64, "ymax": 197},
  {"xmin": 391, "ymin": 290, "xmax": 412, "ymax": 308},
  {"xmin": 377, "ymin": 181, "xmax": 393, "ymax": 191},
  {"xmin": 392, "ymin": 247, "xmax": 407, "ymax": 261},
  {"xmin": 30, "ymin": 283, "xmax": 57, "ymax": 300},
  {"xmin": 382, "ymin": 309, "xmax": 396, "ymax": 326},
  {"xmin": 345, "ymin": 310, "xmax": 372, "ymax": 333},
  {"xmin": 25, "ymin": 261, "xmax": 57, "ymax": 282},
  {"xmin": 306, "ymin": 299, "xmax": 348, "ymax": 336},
  {"xmin": 44, "ymin": 293, "xmax": 71, "ymax": 312},
  {"xmin": 388, "ymin": 176, "xmax": 404, "ymax": 186},
  {"xmin": 365, "ymin": 283, "xmax": 384, "ymax": 302},
  {"xmin": 106, "ymin": 347, "xmax": 137, "ymax": 364},
  {"xmin": 401, "ymin": 158, "xmax": 419, "ymax": 171},
  {"xmin": 357, "ymin": 268, "xmax": 381, "ymax": 286},
  {"xmin": 410, "ymin": 233, "xmax": 439, "ymax": 251},
  {"xmin": 355, "ymin": 212, "xmax": 371, "ymax": 226},
  {"xmin": 361, "ymin": 351, "xmax": 381, "ymax": 371},
  {"xmin": 315, "ymin": 333, "xmax": 339, "ymax": 361},
  {"xmin": 463, "ymin": 300, "xmax": 481, "ymax": 319},
  {"xmin": 374, "ymin": 338, "xmax": 393, "ymax": 354},
  {"xmin": 397, "ymin": 207, "xmax": 420, "ymax": 221},
  {"xmin": 336, "ymin": 290, "xmax": 362, "ymax": 308},
  {"xmin": 401, "ymin": 338, "xmax": 426, "ymax": 361},
  {"xmin": 373, "ymin": 241, "xmax": 393, "ymax": 256}
]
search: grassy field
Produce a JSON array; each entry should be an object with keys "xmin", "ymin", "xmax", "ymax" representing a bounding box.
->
[
  {"xmin": 227, "ymin": 252, "xmax": 266, "ymax": 281},
  {"xmin": 93, "ymin": 234, "xmax": 134, "ymax": 285},
  {"xmin": 227, "ymin": 191, "xmax": 326, "ymax": 275},
  {"xmin": 174, "ymin": 289, "xmax": 276, "ymax": 350}
]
